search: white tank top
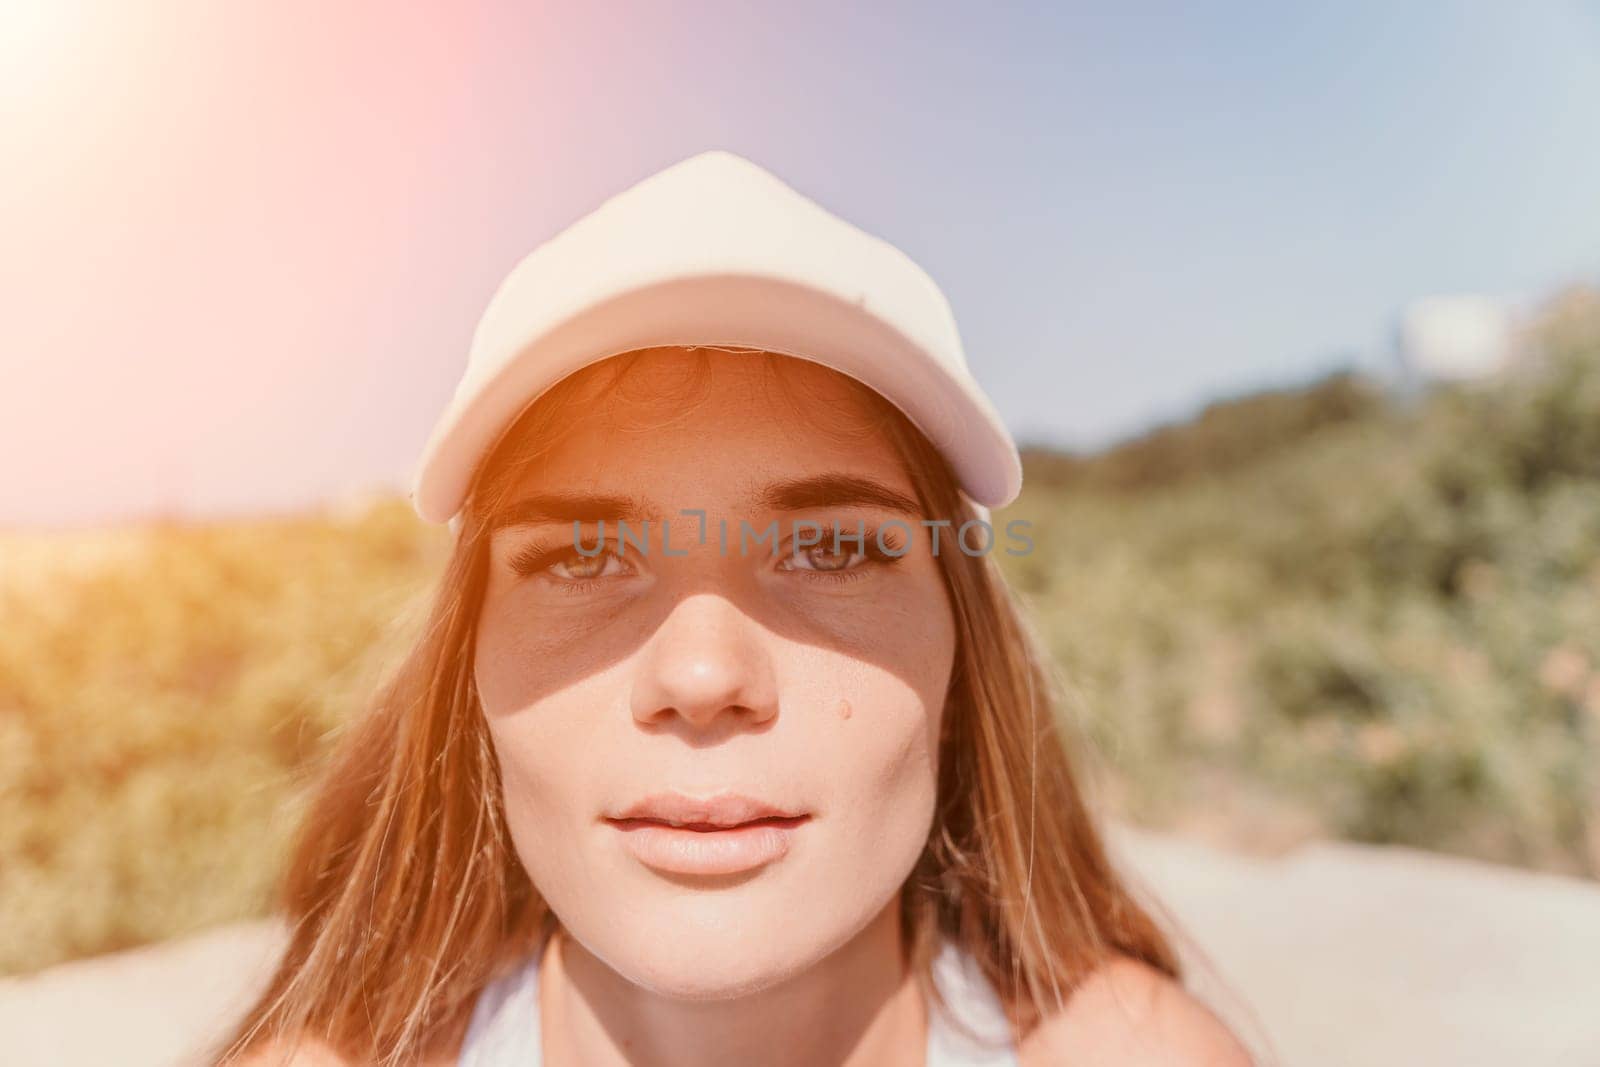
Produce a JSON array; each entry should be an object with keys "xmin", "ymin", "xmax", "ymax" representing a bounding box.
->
[{"xmin": 457, "ymin": 935, "xmax": 1020, "ymax": 1066}]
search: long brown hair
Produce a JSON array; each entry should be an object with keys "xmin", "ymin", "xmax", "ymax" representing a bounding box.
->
[{"xmin": 213, "ymin": 347, "xmax": 1181, "ymax": 1065}]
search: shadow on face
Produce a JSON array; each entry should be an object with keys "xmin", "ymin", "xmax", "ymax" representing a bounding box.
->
[{"xmin": 471, "ymin": 347, "xmax": 959, "ymax": 996}]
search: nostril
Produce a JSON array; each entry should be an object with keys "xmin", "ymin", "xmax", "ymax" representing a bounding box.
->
[{"xmin": 631, "ymin": 698, "xmax": 781, "ymax": 737}]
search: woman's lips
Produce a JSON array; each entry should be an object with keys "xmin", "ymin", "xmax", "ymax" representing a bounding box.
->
[{"xmin": 606, "ymin": 813, "xmax": 811, "ymax": 876}]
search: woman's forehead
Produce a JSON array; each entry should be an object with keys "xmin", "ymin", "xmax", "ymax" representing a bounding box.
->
[
  {"xmin": 492, "ymin": 348, "xmax": 921, "ymax": 502},
  {"xmin": 573, "ymin": 347, "xmax": 879, "ymax": 417}
]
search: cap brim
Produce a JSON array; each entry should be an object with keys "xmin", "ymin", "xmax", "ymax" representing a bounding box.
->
[{"xmin": 411, "ymin": 272, "xmax": 1021, "ymax": 526}]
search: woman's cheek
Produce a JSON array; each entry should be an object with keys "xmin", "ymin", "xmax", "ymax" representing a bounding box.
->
[
  {"xmin": 480, "ymin": 674, "xmax": 615, "ymax": 846},
  {"xmin": 790, "ymin": 588, "xmax": 953, "ymax": 687},
  {"xmin": 487, "ymin": 721, "xmax": 561, "ymax": 836},
  {"xmin": 792, "ymin": 577, "xmax": 952, "ymax": 855},
  {"xmin": 487, "ymin": 713, "xmax": 597, "ymax": 906},
  {"xmin": 817, "ymin": 664, "xmax": 942, "ymax": 858}
]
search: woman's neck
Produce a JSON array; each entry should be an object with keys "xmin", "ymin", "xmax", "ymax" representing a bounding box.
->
[{"xmin": 538, "ymin": 900, "xmax": 927, "ymax": 1067}]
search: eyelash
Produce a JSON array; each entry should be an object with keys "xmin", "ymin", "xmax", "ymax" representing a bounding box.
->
[
  {"xmin": 508, "ymin": 525, "xmax": 906, "ymax": 591},
  {"xmin": 777, "ymin": 526, "xmax": 905, "ymax": 583},
  {"xmin": 507, "ymin": 542, "xmax": 625, "ymax": 593}
]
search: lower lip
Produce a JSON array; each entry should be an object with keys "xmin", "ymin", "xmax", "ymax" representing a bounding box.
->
[{"xmin": 606, "ymin": 815, "xmax": 810, "ymax": 876}]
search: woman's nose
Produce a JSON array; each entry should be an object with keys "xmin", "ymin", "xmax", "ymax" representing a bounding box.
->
[{"xmin": 629, "ymin": 592, "xmax": 779, "ymax": 731}]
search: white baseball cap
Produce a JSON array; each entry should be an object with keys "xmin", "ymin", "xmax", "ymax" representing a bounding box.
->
[{"xmin": 409, "ymin": 149, "xmax": 1022, "ymax": 534}]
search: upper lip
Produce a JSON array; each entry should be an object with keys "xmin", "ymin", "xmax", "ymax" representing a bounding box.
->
[{"xmin": 607, "ymin": 791, "xmax": 807, "ymax": 828}]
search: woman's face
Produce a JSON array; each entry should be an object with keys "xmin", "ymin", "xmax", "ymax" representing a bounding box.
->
[{"xmin": 474, "ymin": 349, "xmax": 957, "ymax": 997}]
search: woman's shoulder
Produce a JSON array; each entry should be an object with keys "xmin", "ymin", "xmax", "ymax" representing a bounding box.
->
[{"xmin": 1016, "ymin": 954, "xmax": 1255, "ymax": 1067}]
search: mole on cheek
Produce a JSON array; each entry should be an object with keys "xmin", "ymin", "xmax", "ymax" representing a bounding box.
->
[{"xmin": 835, "ymin": 698, "xmax": 852, "ymax": 721}]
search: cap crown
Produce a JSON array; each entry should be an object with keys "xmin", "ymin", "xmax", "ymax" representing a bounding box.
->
[{"xmin": 411, "ymin": 149, "xmax": 1021, "ymax": 528}]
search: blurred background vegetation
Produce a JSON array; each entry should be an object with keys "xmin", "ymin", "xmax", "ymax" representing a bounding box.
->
[{"xmin": 2, "ymin": 287, "xmax": 1596, "ymax": 977}]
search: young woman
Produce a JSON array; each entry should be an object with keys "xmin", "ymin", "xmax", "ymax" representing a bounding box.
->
[{"xmin": 217, "ymin": 152, "xmax": 1253, "ymax": 1066}]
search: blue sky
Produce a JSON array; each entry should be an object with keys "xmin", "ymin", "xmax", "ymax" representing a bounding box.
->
[
  {"xmin": 3, "ymin": 2, "xmax": 1597, "ymax": 525},
  {"xmin": 646, "ymin": 1, "xmax": 1600, "ymax": 445}
]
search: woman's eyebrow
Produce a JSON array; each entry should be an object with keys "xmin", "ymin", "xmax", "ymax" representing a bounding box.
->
[
  {"xmin": 750, "ymin": 474, "xmax": 921, "ymax": 517},
  {"xmin": 491, "ymin": 492, "xmax": 658, "ymax": 531}
]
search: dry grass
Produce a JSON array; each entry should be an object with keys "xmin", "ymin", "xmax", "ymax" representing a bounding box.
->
[{"xmin": 0, "ymin": 501, "xmax": 449, "ymax": 974}]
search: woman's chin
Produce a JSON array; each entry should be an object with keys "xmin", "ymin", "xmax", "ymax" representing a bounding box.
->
[
  {"xmin": 600, "ymin": 945, "xmax": 801, "ymax": 1000},
  {"xmin": 573, "ymin": 912, "xmax": 849, "ymax": 1001}
]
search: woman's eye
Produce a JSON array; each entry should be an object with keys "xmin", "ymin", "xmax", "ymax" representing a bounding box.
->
[
  {"xmin": 780, "ymin": 542, "xmax": 866, "ymax": 573},
  {"xmin": 510, "ymin": 544, "xmax": 631, "ymax": 583},
  {"xmin": 550, "ymin": 551, "xmax": 627, "ymax": 580}
]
